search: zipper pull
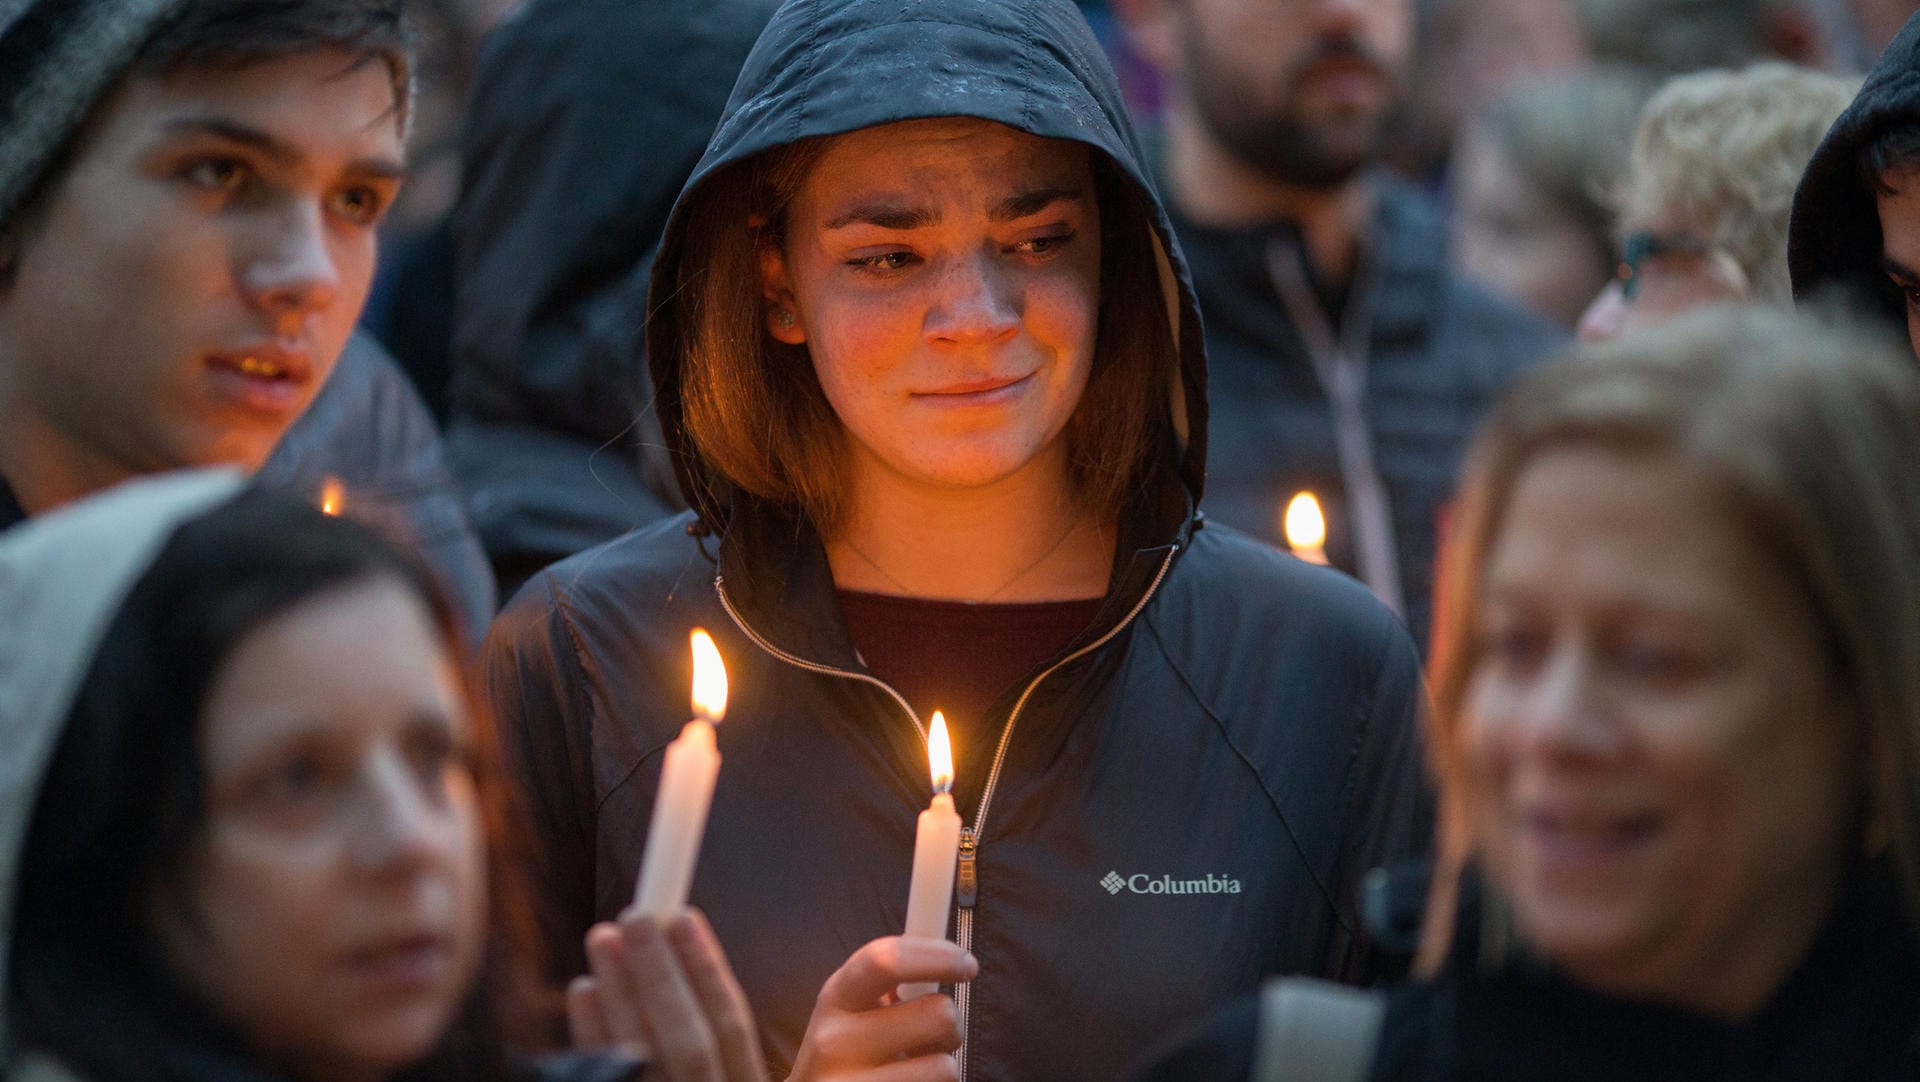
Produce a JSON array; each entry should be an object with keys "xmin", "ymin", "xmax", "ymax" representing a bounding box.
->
[{"xmin": 956, "ymin": 827, "xmax": 979, "ymax": 908}]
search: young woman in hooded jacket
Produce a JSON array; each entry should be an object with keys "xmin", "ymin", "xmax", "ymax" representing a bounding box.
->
[
  {"xmin": 0, "ymin": 472, "xmax": 771, "ymax": 1082},
  {"xmin": 1136, "ymin": 306, "xmax": 1920, "ymax": 1080},
  {"xmin": 481, "ymin": 1, "xmax": 1430, "ymax": 1079}
]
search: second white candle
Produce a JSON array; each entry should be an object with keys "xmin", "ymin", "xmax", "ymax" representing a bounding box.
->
[{"xmin": 899, "ymin": 711, "xmax": 962, "ymax": 1001}]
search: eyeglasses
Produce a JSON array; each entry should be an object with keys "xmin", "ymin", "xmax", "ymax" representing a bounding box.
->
[
  {"xmin": 1612, "ymin": 229, "xmax": 1754, "ymax": 304},
  {"xmin": 1614, "ymin": 231, "xmax": 1710, "ymax": 301}
]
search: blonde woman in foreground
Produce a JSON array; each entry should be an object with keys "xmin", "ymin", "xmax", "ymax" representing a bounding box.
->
[{"xmin": 1139, "ymin": 304, "xmax": 1920, "ymax": 1081}]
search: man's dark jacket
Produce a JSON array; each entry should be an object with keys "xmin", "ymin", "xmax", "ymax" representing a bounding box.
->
[
  {"xmin": 258, "ymin": 331, "xmax": 495, "ymax": 643},
  {"xmin": 448, "ymin": 0, "xmax": 777, "ymax": 594},
  {"xmin": 1790, "ymin": 8, "xmax": 1920, "ymax": 335},
  {"xmin": 1178, "ymin": 181, "xmax": 1562, "ymax": 651},
  {"xmin": 483, "ymin": 2, "xmax": 1431, "ymax": 1080}
]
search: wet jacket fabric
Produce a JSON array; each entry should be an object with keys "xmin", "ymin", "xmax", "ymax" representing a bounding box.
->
[
  {"xmin": 482, "ymin": 2, "xmax": 1430, "ymax": 1080},
  {"xmin": 449, "ymin": 0, "xmax": 777, "ymax": 592},
  {"xmin": 1175, "ymin": 180, "xmax": 1562, "ymax": 652},
  {"xmin": 1133, "ymin": 866, "xmax": 1920, "ymax": 1081},
  {"xmin": 1789, "ymin": 10, "xmax": 1920, "ymax": 335},
  {"xmin": 258, "ymin": 330, "xmax": 496, "ymax": 645}
]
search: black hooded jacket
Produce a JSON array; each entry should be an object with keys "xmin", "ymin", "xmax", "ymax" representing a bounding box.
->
[
  {"xmin": 1790, "ymin": 10, "xmax": 1920, "ymax": 334},
  {"xmin": 448, "ymin": 0, "xmax": 777, "ymax": 591},
  {"xmin": 482, "ymin": 2, "xmax": 1430, "ymax": 1079},
  {"xmin": 1135, "ymin": 866, "xmax": 1920, "ymax": 1081}
]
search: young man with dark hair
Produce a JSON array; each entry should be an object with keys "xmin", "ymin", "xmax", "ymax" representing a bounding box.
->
[
  {"xmin": 0, "ymin": 0, "xmax": 495, "ymax": 635},
  {"xmin": 1790, "ymin": 9, "xmax": 1920, "ymax": 361}
]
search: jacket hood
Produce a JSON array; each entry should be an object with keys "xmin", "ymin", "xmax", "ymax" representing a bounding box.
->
[
  {"xmin": 1788, "ymin": 10, "xmax": 1920, "ymax": 328},
  {"xmin": 645, "ymin": 0, "xmax": 1209, "ymax": 535},
  {"xmin": 449, "ymin": 0, "xmax": 778, "ymax": 553},
  {"xmin": 0, "ymin": 469, "xmax": 245, "ymax": 1060}
]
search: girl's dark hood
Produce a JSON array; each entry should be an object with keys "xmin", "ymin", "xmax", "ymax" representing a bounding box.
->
[
  {"xmin": 644, "ymin": 0, "xmax": 1209, "ymax": 534},
  {"xmin": 1789, "ymin": 10, "xmax": 1920, "ymax": 331}
]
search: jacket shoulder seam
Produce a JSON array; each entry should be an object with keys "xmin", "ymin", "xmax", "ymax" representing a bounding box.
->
[
  {"xmin": 540, "ymin": 575, "xmax": 639, "ymax": 819},
  {"xmin": 1138, "ymin": 607, "xmax": 1350, "ymax": 927}
]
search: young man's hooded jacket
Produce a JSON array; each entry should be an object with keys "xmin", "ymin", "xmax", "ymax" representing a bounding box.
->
[
  {"xmin": 1790, "ymin": 9, "xmax": 1920, "ymax": 335},
  {"xmin": 483, "ymin": 2, "xmax": 1430, "ymax": 1079}
]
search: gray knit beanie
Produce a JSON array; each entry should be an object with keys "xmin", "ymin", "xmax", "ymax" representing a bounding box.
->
[
  {"xmin": 0, "ymin": 0, "xmax": 414, "ymax": 235},
  {"xmin": 0, "ymin": 0, "xmax": 187, "ymax": 232}
]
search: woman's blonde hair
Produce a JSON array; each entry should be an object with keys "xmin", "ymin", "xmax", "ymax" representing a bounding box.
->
[
  {"xmin": 1618, "ymin": 63, "xmax": 1859, "ymax": 305},
  {"xmin": 1419, "ymin": 304, "xmax": 1920, "ymax": 973}
]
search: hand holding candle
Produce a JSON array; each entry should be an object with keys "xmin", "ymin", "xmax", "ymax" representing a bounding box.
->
[
  {"xmin": 898, "ymin": 711, "xmax": 962, "ymax": 1001},
  {"xmin": 631, "ymin": 629, "xmax": 729, "ymax": 917}
]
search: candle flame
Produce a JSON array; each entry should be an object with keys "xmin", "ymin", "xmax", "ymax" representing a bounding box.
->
[
  {"xmin": 1283, "ymin": 491, "xmax": 1326, "ymax": 551},
  {"xmin": 319, "ymin": 477, "xmax": 345, "ymax": 517},
  {"xmin": 690, "ymin": 629, "xmax": 728, "ymax": 722},
  {"xmin": 928, "ymin": 711, "xmax": 954, "ymax": 794}
]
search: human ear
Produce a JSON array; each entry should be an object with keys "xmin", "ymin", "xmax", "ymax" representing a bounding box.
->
[{"xmin": 750, "ymin": 213, "xmax": 806, "ymax": 346}]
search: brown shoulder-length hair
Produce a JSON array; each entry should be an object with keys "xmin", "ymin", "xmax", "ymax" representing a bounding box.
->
[
  {"xmin": 1419, "ymin": 304, "xmax": 1920, "ymax": 974},
  {"xmin": 672, "ymin": 128, "xmax": 1177, "ymax": 538}
]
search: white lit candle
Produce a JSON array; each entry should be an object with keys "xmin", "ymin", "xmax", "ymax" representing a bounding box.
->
[
  {"xmin": 1283, "ymin": 491, "xmax": 1329, "ymax": 566},
  {"xmin": 631, "ymin": 629, "xmax": 729, "ymax": 917},
  {"xmin": 319, "ymin": 477, "xmax": 345, "ymax": 517},
  {"xmin": 898, "ymin": 711, "xmax": 962, "ymax": 1001}
]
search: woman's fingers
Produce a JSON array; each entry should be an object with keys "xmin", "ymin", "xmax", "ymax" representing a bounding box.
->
[
  {"xmin": 566, "ymin": 975, "xmax": 613, "ymax": 1050},
  {"xmin": 807, "ymin": 990, "xmax": 963, "ymax": 1069},
  {"xmin": 840, "ymin": 1055, "xmax": 963, "ymax": 1082},
  {"xmin": 788, "ymin": 937, "xmax": 976, "ymax": 1081},
  {"xmin": 583, "ymin": 922, "xmax": 652, "ymax": 1059},
  {"xmin": 816, "ymin": 937, "xmax": 977, "ymax": 1013},
  {"xmin": 668, "ymin": 910, "xmax": 771, "ymax": 1082},
  {"xmin": 620, "ymin": 910, "xmax": 725, "ymax": 1082}
]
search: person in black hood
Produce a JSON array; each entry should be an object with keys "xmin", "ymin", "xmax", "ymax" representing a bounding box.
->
[
  {"xmin": 448, "ymin": 0, "xmax": 779, "ymax": 598},
  {"xmin": 482, "ymin": 1, "xmax": 1430, "ymax": 1079},
  {"xmin": 1790, "ymin": 8, "xmax": 1920, "ymax": 361}
]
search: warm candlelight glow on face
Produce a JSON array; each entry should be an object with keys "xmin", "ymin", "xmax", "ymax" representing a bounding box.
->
[
  {"xmin": 928, "ymin": 711, "xmax": 954, "ymax": 794},
  {"xmin": 690, "ymin": 629, "xmax": 728, "ymax": 722},
  {"xmin": 1284, "ymin": 492, "xmax": 1326, "ymax": 550},
  {"xmin": 319, "ymin": 478, "xmax": 345, "ymax": 517}
]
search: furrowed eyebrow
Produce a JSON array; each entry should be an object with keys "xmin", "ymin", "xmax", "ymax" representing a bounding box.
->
[
  {"xmin": 159, "ymin": 117, "xmax": 408, "ymax": 181},
  {"xmin": 1883, "ymin": 256, "xmax": 1920, "ymax": 285},
  {"xmin": 989, "ymin": 186, "xmax": 1083, "ymax": 222},
  {"xmin": 824, "ymin": 201, "xmax": 938, "ymax": 231}
]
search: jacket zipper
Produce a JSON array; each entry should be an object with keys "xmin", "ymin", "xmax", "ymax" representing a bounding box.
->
[
  {"xmin": 716, "ymin": 544, "xmax": 1180, "ymax": 1082},
  {"xmin": 950, "ymin": 544, "xmax": 1180, "ymax": 1082}
]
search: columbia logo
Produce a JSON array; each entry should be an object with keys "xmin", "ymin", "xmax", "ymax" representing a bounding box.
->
[{"xmin": 1101, "ymin": 871, "xmax": 1244, "ymax": 896}]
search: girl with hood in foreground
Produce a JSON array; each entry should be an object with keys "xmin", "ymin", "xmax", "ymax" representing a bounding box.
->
[
  {"xmin": 0, "ymin": 472, "xmax": 767, "ymax": 1082},
  {"xmin": 1140, "ymin": 307, "xmax": 1920, "ymax": 1080},
  {"xmin": 482, "ymin": 0, "xmax": 1429, "ymax": 1079}
]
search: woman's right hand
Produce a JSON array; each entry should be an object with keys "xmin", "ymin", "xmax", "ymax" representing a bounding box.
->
[
  {"xmin": 784, "ymin": 936, "xmax": 978, "ymax": 1082},
  {"xmin": 569, "ymin": 908, "xmax": 770, "ymax": 1082}
]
